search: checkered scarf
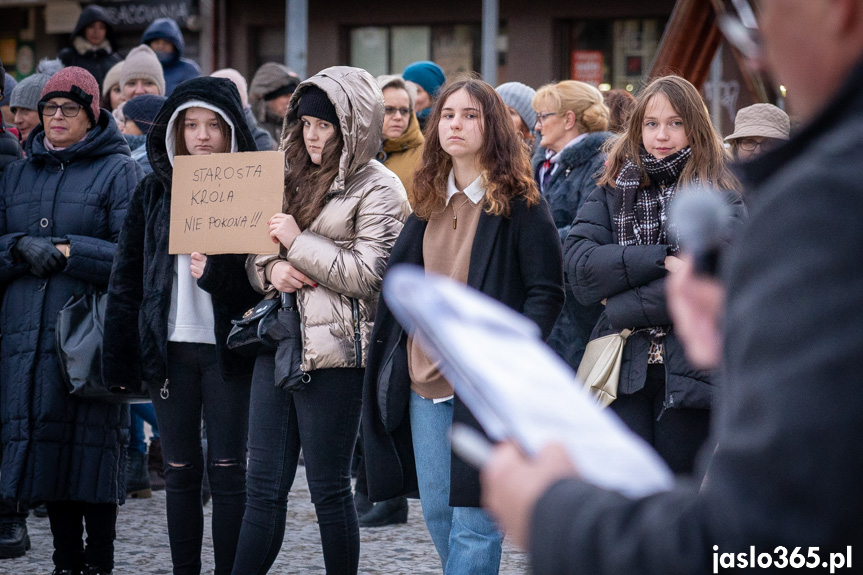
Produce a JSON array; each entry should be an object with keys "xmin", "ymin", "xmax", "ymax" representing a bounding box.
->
[{"xmin": 614, "ymin": 146, "xmax": 692, "ymax": 249}]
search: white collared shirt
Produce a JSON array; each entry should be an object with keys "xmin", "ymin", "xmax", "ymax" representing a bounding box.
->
[{"xmin": 446, "ymin": 169, "xmax": 486, "ymax": 205}]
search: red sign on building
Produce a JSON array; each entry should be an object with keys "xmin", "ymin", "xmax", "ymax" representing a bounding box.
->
[{"xmin": 571, "ymin": 50, "xmax": 604, "ymax": 86}]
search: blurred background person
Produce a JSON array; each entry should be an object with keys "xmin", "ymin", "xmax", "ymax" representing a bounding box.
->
[
  {"xmin": 402, "ymin": 61, "xmax": 445, "ymax": 131},
  {"xmin": 249, "ymin": 62, "xmax": 301, "ymax": 148},
  {"xmin": 10, "ymin": 59, "xmax": 63, "ymax": 147},
  {"xmin": 531, "ymin": 80, "xmax": 613, "ymax": 370},
  {"xmin": 211, "ymin": 67, "xmax": 273, "ymax": 151},
  {"xmin": 121, "ymin": 45, "xmax": 166, "ymax": 102},
  {"xmin": 496, "ymin": 81, "xmax": 537, "ymax": 150},
  {"xmin": 603, "ymin": 88, "xmax": 636, "ymax": 134},
  {"xmin": 724, "ymin": 103, "xmax": 790, "ymax": 162},
  {"xmin": 375, "ymin": 74, "xmax": 424, "ymax": 209},
  {"xmin": 0, "ymin": 66, "xmax": 143, "ymax": 575},
  {"xmin": 141, "ymin": 18, "xmax": 201, "ymax": 97},
  {"xmin": 57, "ymin": 5, "xmax": 121, "ymax": 90},
  {"xmin": 0, "ymin": 74, "xmax": 16, "ymax": 128},
  {"xmin": 100, "ymin": 61, "xmax": 125, "ymax": 112}
]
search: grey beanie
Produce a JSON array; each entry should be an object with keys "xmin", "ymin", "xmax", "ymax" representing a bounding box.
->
[
  {"xmin": 496, "ymin": 82, "xmax": 537, "ymax": 130},
  {"xmin": 1, "ymin": 74, "xmax": 16, "ymax": 108},
  {"xmin": 121, "ymin": 45, "xmax": 166, "ymax": 96},
  {"xmin": 10, "ymin": 74, "xmax": 50, "ymax": 111},
  {"xmin": 10, "ymin": 59, "xmax": 63, "ymax": 112}
]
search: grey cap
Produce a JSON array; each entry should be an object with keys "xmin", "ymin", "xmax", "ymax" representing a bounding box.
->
[
  {"xmin": 725, "ymin": 103, "xmax": 791, "ymax": 142},
  {"xmin": 376, "ymin": 74, "xmax": 416, "ymax": 109},
  {"xmin": 496, "ymin": 81, "xmax": 537, "ymax": 130}
]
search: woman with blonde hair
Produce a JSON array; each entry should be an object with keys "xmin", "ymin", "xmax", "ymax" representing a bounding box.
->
[
  {"xmin": 531, "ymin": 80, "xmax": 613, "ymax": 370},
  {"xmin": 565, "ymin": 75, "xmax": 744, "ymax": 474}
]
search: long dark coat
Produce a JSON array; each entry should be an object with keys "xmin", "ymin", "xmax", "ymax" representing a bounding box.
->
[
  {"xmin": 362, "ymin": 198, "xmax": 564, "ymax": 507},
  {"xmin": 0, "ymin": 111, "xmax": 143, "ymax": 504},
  {"xmin": 532, "ymin": 132, "xmax": 610, "ymax": 369}
]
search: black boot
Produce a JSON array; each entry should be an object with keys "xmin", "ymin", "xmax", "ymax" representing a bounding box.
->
[
  {"xmin": 0, "ymin": 516, "xmax": 30, "ymax": 558},
  {"xmin": 85, "ymin": 566, "xmax": 112, "ymax": 574},
  {"xmin": 126, "ymin": 451, "xmax": 152, "ymax": 499},
  {"xmin": 354, "ymin": 490, "xmax": 373, "ymax": 517},
  {"xmin": 358, "ymin": 496, "xmax": 408, "ymax": 527},
  {"xmin": 148, "ymin": 438, "xmax": 166, "ymax": 492}
]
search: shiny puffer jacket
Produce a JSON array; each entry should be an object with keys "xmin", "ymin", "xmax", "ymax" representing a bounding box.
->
[{"xmin": 248, "ymin": 66, "xmax": 410, "ymax": 371}]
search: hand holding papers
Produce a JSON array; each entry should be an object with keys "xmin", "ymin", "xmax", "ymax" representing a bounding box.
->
[{"xmin": 383, "ymin": 265, "xmax": 673, "ymax": 497}]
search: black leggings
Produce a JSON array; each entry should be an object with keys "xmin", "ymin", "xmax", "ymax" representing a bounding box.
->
[
  {"xmin": 46, "ymin": 501, "xmax": 117, "ymax": 572},
  {"xmin": 610, "ymin": 365, "xmax": 711, "ymax": 475}
]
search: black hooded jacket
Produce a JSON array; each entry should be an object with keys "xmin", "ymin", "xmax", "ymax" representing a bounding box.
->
[
  {"xmin": 103, "ymin": 77, "xmax": 261, "ymax": 392},
  {"xmin": 58, "ymin": 5, "xmax": 122, "ymax": 89}
]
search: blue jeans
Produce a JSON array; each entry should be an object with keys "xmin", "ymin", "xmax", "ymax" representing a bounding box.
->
[
  {"xmin": 130, "ymin": 402, "xmax": 159, "ymax": 454},
  {"xmin": 151, "ymin": 342, "xmax": 250, "ymax": 575},
  {"xmin": 231, "ymin": 355, "xmax": 363, "ymax": 575},
  {"xmin": 409, "ymin": 392, "xmax": 502, "ymax": 575}
]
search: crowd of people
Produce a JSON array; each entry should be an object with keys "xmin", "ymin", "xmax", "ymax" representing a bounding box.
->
[{"xmin": 1, "ymin": 0, "xmax": 859, "ymax": 573}]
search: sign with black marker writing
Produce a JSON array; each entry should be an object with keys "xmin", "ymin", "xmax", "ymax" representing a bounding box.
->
[{"xmin": 169, "ymin": 151, "xmax": 284, "ymax": 255}]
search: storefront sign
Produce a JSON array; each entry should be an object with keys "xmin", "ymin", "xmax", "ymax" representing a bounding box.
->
[
  {"xmin": 571, "ymin": 50, "xmax": 604, "ymax": 86},
  {"xmin": 99, "ymin": 0, "xmax": 195, "ymax": 31}
]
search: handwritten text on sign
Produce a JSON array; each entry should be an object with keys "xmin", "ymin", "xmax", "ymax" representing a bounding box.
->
[{"xmin": 169, "ymin": 151, "xmax": 285, "ymax": 255}]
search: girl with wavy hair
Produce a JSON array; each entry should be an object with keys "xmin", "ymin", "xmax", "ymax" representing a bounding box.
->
[
  {"xmin": 565, "ymin": 75, "xmax": 744, "ymax": 474},
  {"xmin": 362, "ymin": 77, "xmax": 564, "ymax": 574}
]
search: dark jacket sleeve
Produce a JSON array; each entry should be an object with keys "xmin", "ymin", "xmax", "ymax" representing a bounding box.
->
[
  {"xmin": 564, "ymin": 186, "xmax": 668, "ymax": 306},
  {"xmin": 518, "ymin": 198, "xmax": 565, "ymax": 340},
  {"xmin": 0, "ymin": 167, "xmax": 28, "ymax": 284},
  {"xmin": 103, "ymin": 183, "xmax": 147, "ymax": 386},
  {"xmin": 604, "ymin": 277, "xmax": 670, "ymax": 330},
  {"xmin": 196, "ymin": 253, "xmax": 256, "ymax": 299},
  {"xmin": 62, "ymin": 158, "xmax": 143, "ymax": 286}
]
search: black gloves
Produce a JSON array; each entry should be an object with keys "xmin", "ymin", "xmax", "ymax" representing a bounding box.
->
[{"xmin": 13, "ymin": 236, "xmax": 67, "ymax": 278}]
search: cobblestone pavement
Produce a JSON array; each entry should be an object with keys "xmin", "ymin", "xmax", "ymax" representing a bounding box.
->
[{"xmin": 4, "ymin": 465, "xmax": 529, "ymax": 574}]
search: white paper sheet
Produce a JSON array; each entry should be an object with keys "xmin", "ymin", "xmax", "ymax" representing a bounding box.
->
[{"xmin": 383, "ymin": 265, "xmax": 674, "ymax": 497}]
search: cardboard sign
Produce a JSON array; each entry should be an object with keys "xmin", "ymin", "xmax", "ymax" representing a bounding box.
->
[{"xmin": 169, "ymin": 151, "xmax": 285, "ymax": 255}]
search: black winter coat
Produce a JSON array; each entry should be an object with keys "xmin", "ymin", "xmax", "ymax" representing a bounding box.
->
[
  {"xmin": 362, "ymin": 198, "xmax": 564, "ymax": 507},
  {"xmin": 103, "ymin": 77, "xmax": 260, "ymax": 393},
  {"xmin": 564, "ymin": 184, "xmax": 745, "ymax": 409},
  {"xmin": 0, "ymin": 111, "xmax": 143, "ymax": 504},
  {"xmin": 57, "ymin": 5, "xmax": 122, "ymax": 90},
  {"xmin": 528, "ymin": 55, "xmax": 863, "ymax": 575},
  {"xmin": 533, "ymin": 132, "xmax": 610, "ymax": 369}
]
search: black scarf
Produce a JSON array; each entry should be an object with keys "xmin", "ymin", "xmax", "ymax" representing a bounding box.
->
[{"xmin": 614, "ymin": 146, "xmax": 692, "ymax": 249}]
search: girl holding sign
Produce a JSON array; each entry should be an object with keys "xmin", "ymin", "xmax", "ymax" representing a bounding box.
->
[
  {"xmin": 237, "ymin": 67, "xmax": 409, "ymax": 574},
  {"xmin": 104, "ymin": 76, "xmax": 260, "ymax": 575}
]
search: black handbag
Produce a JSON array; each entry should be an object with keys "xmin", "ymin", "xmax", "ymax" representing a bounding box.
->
[
  {"xmin": 267, "ymin": 292, "xmax": 308, "ymax": 392},
  {"xmin": 55, "ymin": 293, "xmax": 149, "ymax": 403},
  {"xmin": 226, "ymin": 294, "xmax": 280, "ymax": 357}
]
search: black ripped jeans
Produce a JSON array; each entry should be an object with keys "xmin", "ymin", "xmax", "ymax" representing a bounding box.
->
[{"xmin": 150, "ymin": 342, "xmax": 251, "ymax": 575}]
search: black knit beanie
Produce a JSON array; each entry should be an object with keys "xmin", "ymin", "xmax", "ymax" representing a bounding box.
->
[{"xmin": 297, "ymin": 86, "xmax": 338, "ymax": 125}]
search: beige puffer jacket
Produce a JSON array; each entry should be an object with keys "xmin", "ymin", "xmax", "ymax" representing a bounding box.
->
[{"xmin": 248, "ymin": 66, "xmax": 410, "ymax": 371}]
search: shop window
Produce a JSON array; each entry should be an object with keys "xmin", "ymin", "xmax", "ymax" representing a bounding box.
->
[
  {"xmin": 568, "ymin": 18, "xmax": 665, "ymax": 93},
  {"xmin": 349, "ymin": 24, "xmax": 480, "ymax": 78}
]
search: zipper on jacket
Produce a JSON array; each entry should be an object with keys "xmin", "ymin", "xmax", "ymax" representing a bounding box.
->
[
  {"xmin": 351, "ymin": 298, "xmax": 362, "ymax": 367},
  {"xmin": 160, "ymin": 378, "xmax": 170, "ymax": 400}
]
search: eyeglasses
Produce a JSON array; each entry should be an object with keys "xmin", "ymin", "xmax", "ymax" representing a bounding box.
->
[
  {"xmin": 39, "ymin": 102, "xmax": 84, "ymax": 118},
  {"xmin": 534, "ymin": 112, "xmax": 561, "ymax": 126},
  {"xmin": 737, "ymin": 138, "xmax": 764, "ymax": 152},
  {"xmin": 384, "ymin": 106, "xmax": 411, "ymax": 117}
]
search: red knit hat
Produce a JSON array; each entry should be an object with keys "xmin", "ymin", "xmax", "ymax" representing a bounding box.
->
[{"xmin": 39, "ymin": 66, "xmax": 100, "ymax": 125}]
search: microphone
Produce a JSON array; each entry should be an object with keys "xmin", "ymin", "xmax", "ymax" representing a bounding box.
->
[{"xmin": 668, "ymin": 187, "xmax": 733, "ymax": 276}]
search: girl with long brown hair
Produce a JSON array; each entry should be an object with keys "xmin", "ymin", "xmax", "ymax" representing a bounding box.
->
[
  {"xmin": 235, "ymin": 66, "xmax": 409, "ymax": 575},
  {"xmin": 362, "ymin": 77, "xmax": 564, "ymax": 574},
  {"xmin": 565, "ymin": 75, "xmax": 745, "ymax": 474}
]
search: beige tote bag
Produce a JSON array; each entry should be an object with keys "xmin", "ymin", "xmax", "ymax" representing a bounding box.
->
[{"xmin": 576, "ymin": 329, "xmax": 632, "ymax": 408}]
